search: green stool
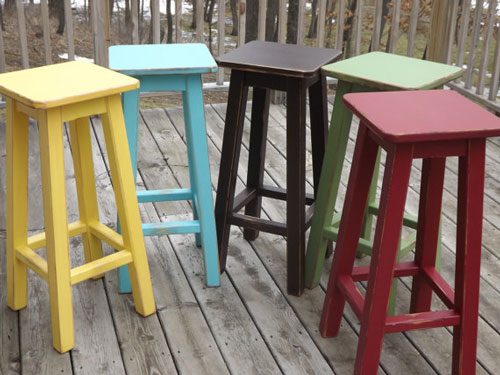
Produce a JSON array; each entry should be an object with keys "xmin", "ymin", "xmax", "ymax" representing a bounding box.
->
[{"xmin": 305, "ymin": 52, "xmax": 463, "ymax": 311}]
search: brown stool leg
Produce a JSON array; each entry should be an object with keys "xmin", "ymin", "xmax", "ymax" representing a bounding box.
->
[
  {"xmin": 320, "ymin": 123, "xmax": 378, "ymax": 337},
  {"xmin": 410, "ymin": 157, "xmax": 446, "ymax": 313},
  {"xmin": 243, "ymin": 87, "xmax": 270, "ymax": 241},
  {"xmin": 452, "ymin": 139, "xmax": 485, "ymax": 375},
  {"xmin": 308, "ymin": 75, "xmax": 334, "ymax": 257},
  {"xmin": 215, "ymin": 70, "xmax": 249, "ymax": 272},
  {"xmin": 286, "ymin": 77, "xmax": 307, "ymax": 296},
  {"xmin": 355, "ymin": 144, "xmax": 413, "ymax": 375}
]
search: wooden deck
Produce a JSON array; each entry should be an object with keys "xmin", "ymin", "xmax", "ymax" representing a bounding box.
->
[{"xmin": 1, "ymin": 98, "xmax": 500, "ymax": 374}]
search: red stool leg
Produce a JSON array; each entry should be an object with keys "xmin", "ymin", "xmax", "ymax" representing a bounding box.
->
[
  {"xmin": 355, "ymin": 144, "xmax": 413, "ymax": 375},
  {"xmin": 452, "ymin": 139, "xmax": 485, "ymax": 375},
  {"xmin": 410, "ymin": 157, "xmax": 446, "ymax": 313},
  {"xmin": 320, "ymin": 123, "xmax": 378, "ymax": 337}
]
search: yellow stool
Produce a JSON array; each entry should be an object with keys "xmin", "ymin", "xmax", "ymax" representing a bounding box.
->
[{"xmin": 1, "ymin": 61, "xmax": 156, "ymax": 353}]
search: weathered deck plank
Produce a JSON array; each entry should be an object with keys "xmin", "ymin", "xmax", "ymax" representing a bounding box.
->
[{"xmin": 0, "ymin": 97, "xmax": 499, "ymax": 374}]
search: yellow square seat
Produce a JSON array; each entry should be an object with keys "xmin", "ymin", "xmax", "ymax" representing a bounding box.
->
[
  {"xmin": 2, "ymin": 61, "xmax": 155, "ymax": 354},
  {"xmin": 0, "ymin": 61, "xmax": 139, "ymax": 108}
]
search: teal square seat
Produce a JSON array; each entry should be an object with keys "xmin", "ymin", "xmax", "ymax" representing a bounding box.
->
[{"xmin": 109, "ymin": 43, "xmax": 220, "ymax": 292}]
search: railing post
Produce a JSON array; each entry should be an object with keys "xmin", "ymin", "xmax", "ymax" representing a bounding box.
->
[{"xmin": 427, "ymin": 0, "xmax": 452, "ymax": 63}]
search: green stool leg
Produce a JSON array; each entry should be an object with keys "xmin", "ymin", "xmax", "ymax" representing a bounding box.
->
[{"xmin": 305, "ymin": 80, "xmax": 354, "ymax": 288}]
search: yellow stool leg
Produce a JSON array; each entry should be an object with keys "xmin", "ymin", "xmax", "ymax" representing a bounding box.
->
[
  {"xmin": 6, "ymin": 98, "xmax": 29, "ymax": 310},
  {"xmin": 69, "ymin": 118, "xmax": 104, "ymax": 268},
  {"xmin": 101, "ymin": 95, "xmax": 155, "ymax": 317},
  {"xmin": 39, "ymin": 108, "xmax": 74, "ymax": 353}
]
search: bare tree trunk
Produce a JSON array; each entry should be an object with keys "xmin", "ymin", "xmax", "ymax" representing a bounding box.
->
[
  {"xmin": 167, "ymin": 0, "xmax": 173, "ymax": 43},
  {"xmin": 230, "ymin": 0, "xmax": 238, "ymax": 35},
  {"xmin": 49, "ymin": 0, "xmax": 66, "ymax": 35},
  {"xmin": 246, "ymin": 0, "xmax": 258, "ymax": 42},
  {"xmin": 286, "ymin": 0, "xmax": 298, "ymax": 43},
  {"xmin": 307, "ymin": 0, "xmax": 318, "ymax": 38},
  {"xmin": 191, "ymin": 0, "xmax": 197, "ymax": 29},
  {"xmin": 266, "ymin": 0, "xmax": 279, "ymax": 41},
  {"xmin": 4, "ymin": 0, "xmax": 16, "ymax": 12}
]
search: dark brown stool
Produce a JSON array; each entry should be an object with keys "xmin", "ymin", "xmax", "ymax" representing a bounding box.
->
[{"xmin": 214, "ymin": 41, "xmax": 342, "ymax": 296}]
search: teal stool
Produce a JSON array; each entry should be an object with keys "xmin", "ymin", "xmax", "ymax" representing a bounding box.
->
[{"xmin": 109, "ymin": 43, "xmax": 220, "ymax": 292}]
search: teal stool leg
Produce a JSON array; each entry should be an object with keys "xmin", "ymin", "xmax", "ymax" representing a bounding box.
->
[
  {"xmin": 182, "ymin": 90, "xmax": 202, "ymax": 247},
  {"xmin": 117, "ymin": 88, "xmax": 140, "ymax": 294},
  {"xmin": 183, "ymin": 75, "xmax": 220, "ymax": 287}
]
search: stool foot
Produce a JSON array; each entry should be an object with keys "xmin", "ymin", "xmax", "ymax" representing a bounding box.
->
[{"xmin": 6, "ymin": 99, "xmax": 29, "ymax": 311}]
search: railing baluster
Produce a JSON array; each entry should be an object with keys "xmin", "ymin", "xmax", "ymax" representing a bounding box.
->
[
  {"xmin": 92, "ymin": 0, "xmax": 107, "ymax": 66},
  {"xmin": 477, "ymin": 0, "xmax": 497, "ymax": 95},
  {"xmin": 456, "ymin": 0, "xmax": 471, "ymax": 73},
  {"xmin": 278, "ymin": 0, "xmax": 287, "ymax": 43},
  {"xmin": 488, "ymin": 24, "xmax": 500, "ymax": 101},
  {"xmin": 239, "ymin": 0, "xmax": 247, "ymax": 45},
  {"xmin": 175, "ymin": 0, "xmax": 182, "ymax": 43},
  {"xmin": 352, "ymin": 0, "xmax": 364, "ymax": 56},
  {"xmin": 40, "ymin": 0, "xmax": 52, "ymax": 64},
  {"xmin": 16, "ymin": 0, "xmax": 29, "ymax": 68},
  {"xmin": 316, "ymin": 0, "xmax": 326, "ymax": 47},
  {"xmin": 407, "ymin": 0, "xmax": 419, "ymax": 56},
  {"xmin": 131, "ymin": 0, "xmax": 139, "ymax": 44},
  {"xmin": 387, "ymin": 0, "xmax": 401, "ymax": 53},
  {"xmin": 444, "ymin": 0, "xmax": 459, "ymax": 63},
  {"xmin": 64, "ymin": 0, "xmax": 75, "ymax": 60},
  {"xmin": 335, "ymin": 0, "xmax": 346, "ymax": 50},
  {"xmin": 0, "ymin": 23, "xmax": 6, "ymax": 72},
  {"xmin": 152, "ymin": 0, "xmax": 161, "ymax": 43},
  {"xmin": 297, "ymin": 0, "xmax": 305, "ymax": 45},
  {"xmin": 217, "ymin": 0, "xmax": 225, "ymax": 84},
  {"xmin": 258, "ymin": 0, "xmax": 267, "ymax": 41},
  {"xmin": 371, "ymin": 0, "xmax": 383, "ymax": 51},
  {"xmin": 197, "ymin": 0, "xmax": 204, "ymax": 42},
  {"xmin": 465, "ymin": 0, "xmax": 483, "ymax": 89}
]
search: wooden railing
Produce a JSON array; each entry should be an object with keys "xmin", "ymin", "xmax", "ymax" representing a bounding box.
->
[{"xmin": 1, "ymin": 1, "xmax": 500, "ymax": 111}]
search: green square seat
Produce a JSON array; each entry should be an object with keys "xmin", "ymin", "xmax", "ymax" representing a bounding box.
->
[
  {"xmin": 321, "ymin": 51, "xmax": 463, "ymax": 90},
  {"xmin": 305, "ymin": 52, "xmax": 464, "ymax": 311}
]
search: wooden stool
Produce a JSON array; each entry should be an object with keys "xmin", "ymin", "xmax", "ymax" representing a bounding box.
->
[
  {"xmin": 2, "ymin": 61, "xmax": 156, "ymax": 353},
  {"xmin": 320, "ymin": 90, "xmax": 500, "ymax": 374},
  {"xmin": 109, "ymin": 44, "xmax": 220, "ymax": 292},
  {"xmin": 214, "ymin": 41, "xmax": 341, "ymax": 296},
  {"xmin": 305, "ymin": 52, "xmax": 464, "ymax": 305}
]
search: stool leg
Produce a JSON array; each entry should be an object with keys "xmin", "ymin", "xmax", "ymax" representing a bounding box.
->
[
  {"xmin": 6, "ymin": 99, "xmax": 29, "ymax": 310},
  {"xmin": 184, "ymin": 75, "xmax": 221, "ymax": 287},
  {"xmin": 117, "ymin": 88, "xmax": 140, "ymax": 294},
  {"xmin": 410, "ymin": 157, "xmax": 446, "ymax": 313},
  {"xmin": 244, "ymin": 87, "xmax": 270, "ymax": 241},
  {"xmin": 101, "ymin": 95, "xmax": 155, "ymax": 317},
  {"xmin": 452, "ymin": 139, "xmax": 485, "ymax": 375},
  {"xmin": 182, "ymin": 89, "xmax": 203, "ymax": 248},
  {"xmin": 215, "ymin": 70, "xmax": 249, "ymax": 272},
  {"xmin": 308, "ymin": 76, "xmax": 334, "ymax": 257},
  {"xmin": 305, "ymin": 80, "xmax": 354, "ymax": 289},
  {"xmin": 38, "ymin": 109, "xmax": 74, "ymax": 353},
  {"xmin": 355, "ymin": 144, "xmax": 413, "ymax": 374},
  {"xmin": 286, "ymin": 77, "xmax": 307, "ymax": 296},
  {"xmin": 69, "ymin": 118, "xmax": 104, "ymax": 269},
  {"xmin": 320, "ymin": 123, "xmax": 378, "ymax": 337}
]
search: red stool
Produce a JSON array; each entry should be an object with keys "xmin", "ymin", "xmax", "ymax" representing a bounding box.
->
[{"xmin": 319, "ymin": 90, "xmax": 500, "ymax": 374}]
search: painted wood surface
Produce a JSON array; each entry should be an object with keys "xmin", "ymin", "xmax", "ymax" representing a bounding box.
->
[
  {"xmin": 0, "ymin": 99, "xmax": 499, "ymax": 373},
  {"xmin": 0, "ymin": 61, "xmax": 138, "ymax": 109}
]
